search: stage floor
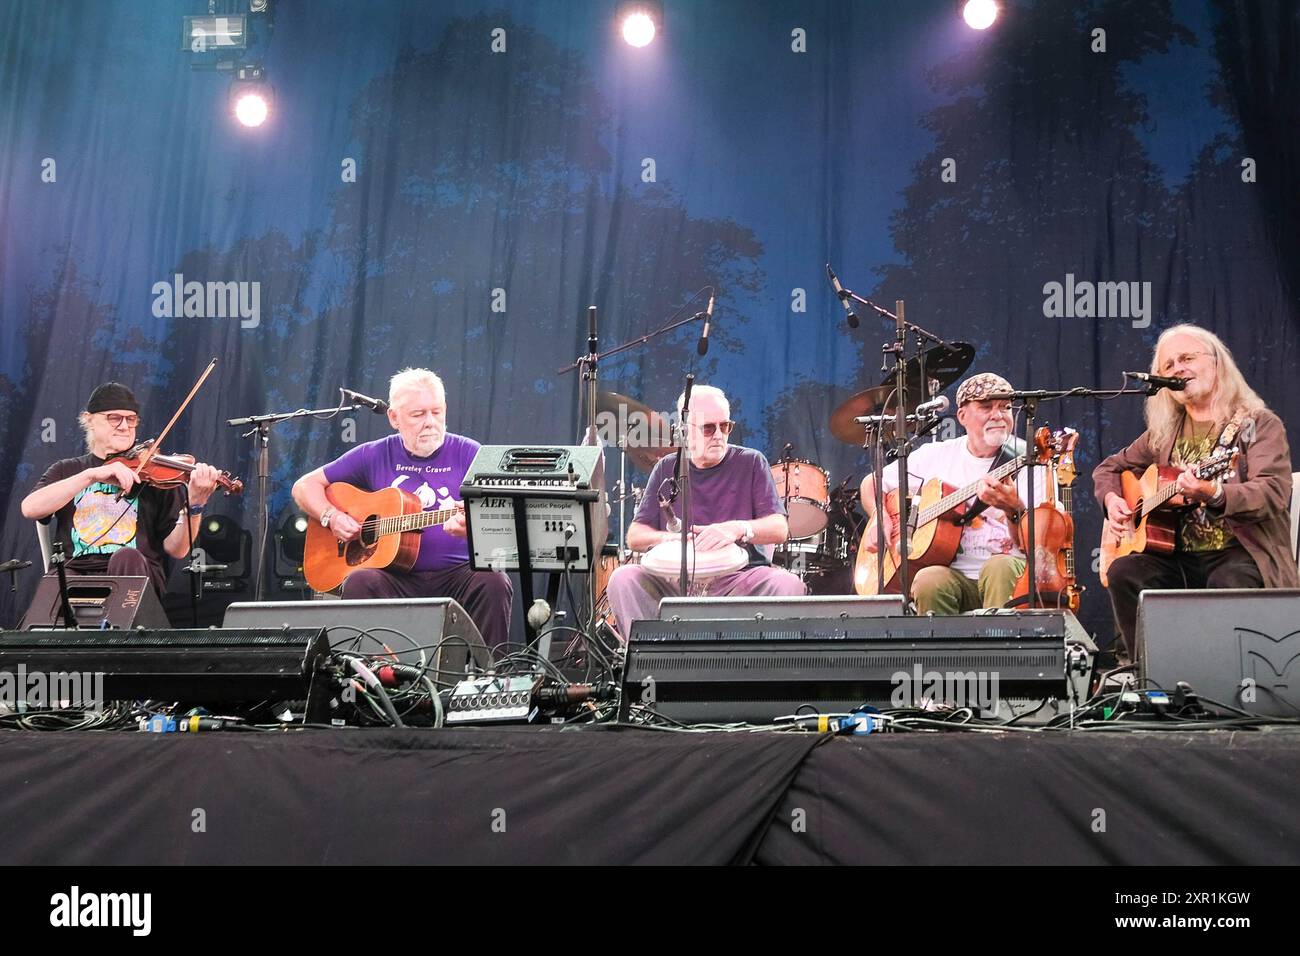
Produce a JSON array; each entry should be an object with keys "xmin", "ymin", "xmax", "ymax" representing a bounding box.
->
[{"xmin": 1, "ymin": 725, "xmax": 1296, "ymax": 865}]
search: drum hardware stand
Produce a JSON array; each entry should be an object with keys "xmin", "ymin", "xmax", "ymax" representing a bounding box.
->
[{"xmin": 227, "ymin": 400, "xmax": 368, "ymax": 601}]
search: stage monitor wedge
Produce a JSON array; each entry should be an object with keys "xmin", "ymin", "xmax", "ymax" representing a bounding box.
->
[
  {"xmin": 224, "ymin": 597, "xmax": 491, "ymax": 676},
  {"xmin": 1138, "ymin": 589, "xmax": 1300, "ymax": 719},
  {"xmin": 20, "ymin": 575, "xmax": 171, "ymax": 631},
  {"xmin": 621, "ymin": 610, "xmax": 1095, "ymax": 725}
]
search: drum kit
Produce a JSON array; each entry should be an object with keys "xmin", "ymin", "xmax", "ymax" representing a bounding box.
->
[{"xmin": 590, "ymin": 340, "xmax": 975, "ymax": 613}]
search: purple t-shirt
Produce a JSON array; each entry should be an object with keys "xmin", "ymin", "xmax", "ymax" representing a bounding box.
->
[
  {"xmin": 323, "ymin": 433, "xmax": 479, "ymax": 571},
  {"xmin": 633, "ymin": 446, "xmax": 785, "ymax": 565}
]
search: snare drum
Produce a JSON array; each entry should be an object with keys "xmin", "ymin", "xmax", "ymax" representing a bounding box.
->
[{"xmin": 771, "ymin": 458, "xmax": 829, "ymax": 539}]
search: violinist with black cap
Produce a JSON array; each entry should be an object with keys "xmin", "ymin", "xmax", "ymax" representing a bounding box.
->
[{"xmin": 20, "ymin": 382, "xmax": 220, "ymax": 595}]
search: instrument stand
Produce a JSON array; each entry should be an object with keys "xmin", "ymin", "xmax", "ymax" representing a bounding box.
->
[
  {"xmin": 227, "ymin": 403, "xmax": 366, "ymax": 602},
  {"xmin": 989, "ymin": 383, "xmax": 1154, "ymax": 610},
  {"xmin": 49, "ymin": 542, "xmax": 78, "ymax": 629}
]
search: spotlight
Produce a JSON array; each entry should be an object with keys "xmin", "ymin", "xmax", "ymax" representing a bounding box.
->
[
  {"xmin": 617, "ymin": 1, "xmax": 662, "ymax": 47},
  {"xmin": 196, "ymin": 514, "xmax": 253, "ymax": 590},
  {"xmin": 274, "ymin": 510, "xmax": 310, "ymax": 590},
  {"xmin": 962, "ymin": 0, "xmax": 998, "ymax": 30},
  {"xmin": 228, "ymin": 64, "xmax": 273, "ymax": 127}
]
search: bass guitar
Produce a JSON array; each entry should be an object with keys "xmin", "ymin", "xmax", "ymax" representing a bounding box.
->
[{"xmin": 855, "ymin": 428, "xmax": 1054, "ymax": 596}]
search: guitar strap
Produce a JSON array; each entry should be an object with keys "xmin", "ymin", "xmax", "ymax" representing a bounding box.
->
[{"xmin": 958, "ymin": 440, "xmax": 1019, "ymax": 526}]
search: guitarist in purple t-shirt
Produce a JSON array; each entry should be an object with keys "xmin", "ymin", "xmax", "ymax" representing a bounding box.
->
[
  {"xmin": 292, "ymin": 368, "xmax": 513, "ymax": 648},
  {"xmin": 606, "ymin": 385, "xmax": 805, "ymax": 638}
]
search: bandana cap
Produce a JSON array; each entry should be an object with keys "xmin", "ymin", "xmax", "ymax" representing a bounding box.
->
[{"xmin": 955, "ymin": 372, "xmax": 1014, "ymax": 406}]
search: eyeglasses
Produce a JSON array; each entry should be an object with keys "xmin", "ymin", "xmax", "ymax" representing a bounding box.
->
[
  {"xmin": 1158, "ymin": 351, "xmax": 1212, "ymax": 375},
  {"xmin": 101, "ymin": 413, "xmax": 140, "ymax": 428},
  {"xmin": 690, "ymin": 420, "xmax": 734, "ymax": 437}
]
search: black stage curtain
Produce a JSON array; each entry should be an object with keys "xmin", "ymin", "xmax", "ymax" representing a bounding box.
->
[
  {"xmin": 3, "ymin": 727, "xmax": 1299, "ymax": 865},
  {"xmin": 755, "ymin": 732, "xmax": 1300, "ymax": 865},
  {"xmin": 0, "ymin": 726, "xmax": 818, "ymax": 865}
]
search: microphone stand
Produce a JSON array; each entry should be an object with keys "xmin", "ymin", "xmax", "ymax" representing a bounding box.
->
[
  {"xmin": 227, "ymin": 402, "xmax": 365, "ymax": 600},
  {"xmin": 987, "ymin": 383, "xmax": 1155, "ymax": 610},
  {"xmin": 556, "ymin": 293, "xmax": 710, "ymax": 624},
  {"xmin": 50, "ymin": 542, "xmax": 78, "ymax": 629},
  {"xmin": 678, "ymin": 374, "xmax": 695, "ymax": 596}
]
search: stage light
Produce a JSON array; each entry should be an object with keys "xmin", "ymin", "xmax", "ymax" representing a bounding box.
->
[
  {"xmin": 962, "ymin": 0, "xmax": 998, "ymax": 30},
  {"xmin": 233, "ymin": 91, "xmax": 268, "ymax": 126},
  {"xmin": 274, "ymin": 510, "xmax": 310, "ymax": 590},
  {"xmin": 617, "ymin": 2, "xmax": 662, "ymax": 47},
  {"xmin": 197, "ymin": 514, "xmax": 253, "ymax": 590},
  {"xmin": 228, "ymin": 64, "xmax": 273, "ymax": 128}
]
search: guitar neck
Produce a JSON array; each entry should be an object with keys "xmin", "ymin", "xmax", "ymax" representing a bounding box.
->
[
  {"xmin": 1141, "ymin": 458, "xmax": 1225, "ymax": 515},
  {"xmin": 917, "ymin": 455, "xmax": 1025, "ymax": 526},
  {"xmin": 377, "ymin": 506, "xmax": 460, "ymax": 537}
]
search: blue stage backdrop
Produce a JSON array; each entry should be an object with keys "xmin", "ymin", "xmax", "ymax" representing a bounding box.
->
[{"xmin": 1, "ymin": 0, "xmax": 1296, "ymax": 641}]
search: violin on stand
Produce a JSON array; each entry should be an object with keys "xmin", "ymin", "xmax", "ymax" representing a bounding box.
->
[{"xmin": 1009, "ymin": 427, "xmax": 1081, "ymax": 611}]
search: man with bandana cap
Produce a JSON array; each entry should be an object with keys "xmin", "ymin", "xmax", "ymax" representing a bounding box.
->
[
  {"xmin": 21, "ymin": 382, "xmax": 221, "ymax": 597},
  {"xmin": 858, "ymin": 372, "xmax": 1048, "ymax": 614}
]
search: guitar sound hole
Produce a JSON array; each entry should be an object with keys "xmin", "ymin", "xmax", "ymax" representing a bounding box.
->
[{"xmin": 358, "ymin": 513, "xmax": 380, "ymax": 548}]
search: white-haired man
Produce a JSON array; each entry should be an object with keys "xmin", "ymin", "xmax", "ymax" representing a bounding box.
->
[
  {"xmin": 21, "ymin": 381, "xmax": 220, "ymax": 598},
  {"xmin": 605, "ymin": 385, "xmax": 805, "ymax": 635},
  {"xmin": 1095, "ymin": 324, "xmax": 1297, "ymax": 664},
  {"xmin": 292, "ymin": 368, "xmax": 512, "ymax": 647},
  {"xmin": 858, "ymin": 372, "xmax": 1047, "ymax": 614}
]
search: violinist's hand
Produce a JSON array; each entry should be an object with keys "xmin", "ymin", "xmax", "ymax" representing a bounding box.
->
[
  {"xmin": 88, "ymin": 460, "xmax": 140, "ymax": 494},
  {"xmin": 187, "ymin": 463, "xmax": 220, "ymax": 507},
  {"xmin": 443, "ymin": 507, "xmax": 467, "ymax": 539}
]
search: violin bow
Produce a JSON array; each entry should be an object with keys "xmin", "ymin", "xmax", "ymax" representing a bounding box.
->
[{"xmin": 129, "ymin": 356, "xmax": 219, "ymax": 481}]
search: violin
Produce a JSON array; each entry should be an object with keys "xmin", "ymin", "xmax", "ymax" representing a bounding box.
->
[
  {"xmin": 1010, "ymin": 427, "xmax": 1081, "ymax": 611},
  {"xmin": 107, "ymin": 440, "xmax": 244, "ymax": 496}
]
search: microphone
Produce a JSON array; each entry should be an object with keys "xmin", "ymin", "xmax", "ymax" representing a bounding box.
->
[
  {"xmin": 696, "ymin": 295, "xmax": 714, "ymax": 356},
  {"xmin": 915, "ymin": 395, "xmax": 950, "ymax": 418},
  {"xmin": 0, "ymin": 559, "xmax": 32, "ymax": 574},
  {"xmin": 340, "ymin": 388, "xmax": 390, "ymax": 414},
  {"xmin": 587, "ymin": 305, "xmax": 598, "ymax": 355},
  {"xmin": 526, "ymin": 598, "xmax": 553, "ymax": 634},
  {"xmin": 825, "ymin": 264, "xmax": 860, "ymax": 329},
  {"xmin": 1124, "ymin": 372, "xmax": 1187, "ymax": 391}
]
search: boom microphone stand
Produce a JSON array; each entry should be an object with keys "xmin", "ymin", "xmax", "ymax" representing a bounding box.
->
[{"xmin": 986, "ymin": 382, "xmax": 1157, "ymax": 609}]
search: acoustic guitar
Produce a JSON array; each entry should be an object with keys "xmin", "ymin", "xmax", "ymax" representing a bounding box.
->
[
  {"xmin": 1097, "ymin": 446, "xmax": 1238, "ymax": 586},
  {"xmin": 854, "ymin": 428, "xmax": 1054, "ymax": 596},
  {"xmin": 303, "ymin": 482, "xmax": 461, "ymax": 592}
]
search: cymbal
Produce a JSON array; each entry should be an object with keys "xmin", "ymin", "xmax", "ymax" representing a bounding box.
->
[
  {"xmin": 596, "ymin": 391, "xmax": 679, "ymax": 471},
  {"xmin": 829, "ymin": 342, "xmax": 974, "ymax": 444}
]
